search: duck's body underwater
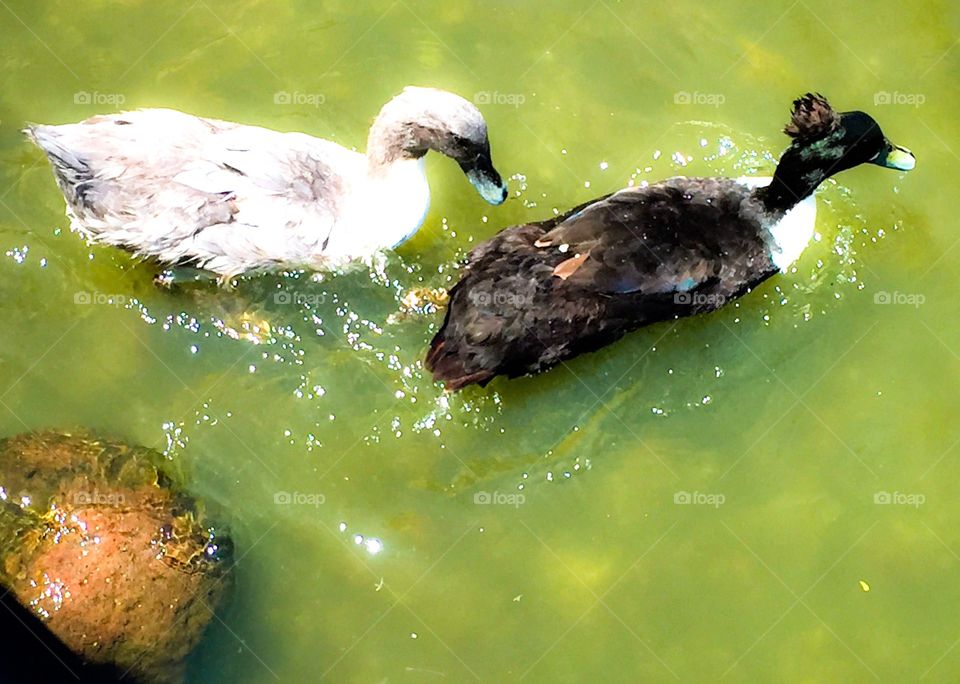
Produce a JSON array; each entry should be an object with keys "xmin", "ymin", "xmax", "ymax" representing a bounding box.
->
[
  {"xmin": 426, "ymin": 94, "xmax": 915, "ymax": 390},
  {"xmin": 25, "ymin": 87, "xmax": 507, "ymax": 281}
]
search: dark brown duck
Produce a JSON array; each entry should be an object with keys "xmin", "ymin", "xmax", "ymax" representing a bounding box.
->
[{"xmin": 426, "ymin": 94, "xmax": 915, "ymax": 390}]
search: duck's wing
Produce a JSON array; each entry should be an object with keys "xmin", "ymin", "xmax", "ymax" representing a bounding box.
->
[
  {"xmin": 28, "ymin": 110, "xmax": 358, "ymax": 273},
  {"xmin": 427, "ymin": 180, "xmax": 770, "ymax": 389},
  {"xmin": 520, "ymin": 182, "xmax": 748, "ymax": 296},
  {"xmin": 170, "ymin": 128, "xmax": 360, "ymax": 271}
]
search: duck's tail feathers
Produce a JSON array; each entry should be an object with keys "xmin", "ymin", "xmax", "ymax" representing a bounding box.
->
[
  {"xmin": 25, "ymin": 125, "xmax": 89, "ymax": 174},
  {"xmin": 425, "ymin": 336, "xmax": 495, "ymax": 391},
  {"xmin": 24, "ymin": 124, "xmax": 98, "ymax": 213}
]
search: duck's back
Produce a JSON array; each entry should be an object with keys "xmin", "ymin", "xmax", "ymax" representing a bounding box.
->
[
  {"xmin": 27, "ymin": 109, "xmax": 364, "ymax": 276},
  {"xmin": 474, "ymin": 178, "xmax": 774, "ymax": 291},
  {"xmin": 427, "ymin": 178, "xmax": 784, "ymax": 388}
]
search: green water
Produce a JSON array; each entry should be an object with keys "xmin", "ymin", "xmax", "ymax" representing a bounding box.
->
[{"xmin": 1, "ymin": 1, "xmax": 958, "ymax": 681}]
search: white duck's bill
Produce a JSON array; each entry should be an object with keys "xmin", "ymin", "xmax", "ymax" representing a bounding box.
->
[
  {"xmin": 466, "ymin": 169, "xmax": 507, "ymax": 205},
  {"xmin": 736, "ymin": 176, "xmax": 817, "ymax": 272}
]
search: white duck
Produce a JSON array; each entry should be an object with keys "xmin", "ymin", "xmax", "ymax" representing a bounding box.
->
[{"xmin": 26, "ymin": 86, "xmax": 507, "ymax": 281}]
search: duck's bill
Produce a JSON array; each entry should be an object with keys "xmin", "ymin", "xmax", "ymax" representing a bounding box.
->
[
  {"xmin": 873, "ymin": 141, "xmax": 916, "ymax": 171},
  {"xmin": 461, "ymin": 157, "xmax": 508, "ymax": 205}
]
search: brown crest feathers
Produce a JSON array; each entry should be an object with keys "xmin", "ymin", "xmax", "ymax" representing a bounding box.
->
[{"xmin": 783, "ymin": 93, "xmax": 839, "ymax": 142}]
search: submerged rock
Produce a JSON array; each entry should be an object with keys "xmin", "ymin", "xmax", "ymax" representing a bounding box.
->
[{"xmin": 0, "ymin": 430, "xmax": 232, "ymax": 683}]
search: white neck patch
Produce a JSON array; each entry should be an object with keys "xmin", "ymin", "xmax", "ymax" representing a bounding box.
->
[
  {"xmin": 330, "ymin": 158, "xmax": 430, "ymax": 257},
  {"xmin": 735, "ymin": 176, "xmax": 817, "ymax": 272}
]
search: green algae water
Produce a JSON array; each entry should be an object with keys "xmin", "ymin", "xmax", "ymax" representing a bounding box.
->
[{"xmin": 1, "ymin": 1, "xmax": 958, "ymax": 681}]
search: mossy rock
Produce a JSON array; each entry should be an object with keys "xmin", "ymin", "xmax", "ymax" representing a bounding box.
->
[{"xmin": 0, "ymin": 430, "xmax": 232, "ymax": 683}]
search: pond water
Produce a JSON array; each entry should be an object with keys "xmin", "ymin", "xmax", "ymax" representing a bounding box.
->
[{"xmin": 1, "ymin": 1, "xmax": 958, "ymax": 681}]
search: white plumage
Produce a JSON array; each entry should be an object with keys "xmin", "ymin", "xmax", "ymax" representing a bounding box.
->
[{"xmin": 735, "ymin": 176, "xmax": 817, "ymax": 271}]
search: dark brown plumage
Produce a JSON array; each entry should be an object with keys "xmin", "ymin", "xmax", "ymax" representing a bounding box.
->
[{"xmin": 426, "ymin": 179, "xmax": 775, "ymax": 389}]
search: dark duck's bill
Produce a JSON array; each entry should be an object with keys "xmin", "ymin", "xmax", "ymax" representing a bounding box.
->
[{"xmin": 426, "ymin": 93, "xmax": 914, "ymax": 391}]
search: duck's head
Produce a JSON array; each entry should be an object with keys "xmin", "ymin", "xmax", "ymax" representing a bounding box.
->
[
  {"xmin": 367, "ymin": 86, "xmax": 508, "ymax": 205},
  {"xmin": 762, "ymin": 93, "xmax": 915, "ymax": 211},
  {"xmin": 785, "ymin": 93, "xmax": 915, "ymax": 172}
]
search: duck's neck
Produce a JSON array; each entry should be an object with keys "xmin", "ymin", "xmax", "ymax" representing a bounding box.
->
[
  {"xmin": 324, "ymin": 155, "xmax": 430, "ymax": 260},
  {"xmin": 359, "ymin": 157, "xmax": 431, "ymax": 249},
  {"xmin": 366, "ymin": 113, "xmax": 428, "ymax": 171},
  {"xmin": 756, "ymin": 145, "xmax": 831, "ymax": 214},
  {"xmin": 356, "ymin": 116, "xmax": 432, "ymax": 250}
]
